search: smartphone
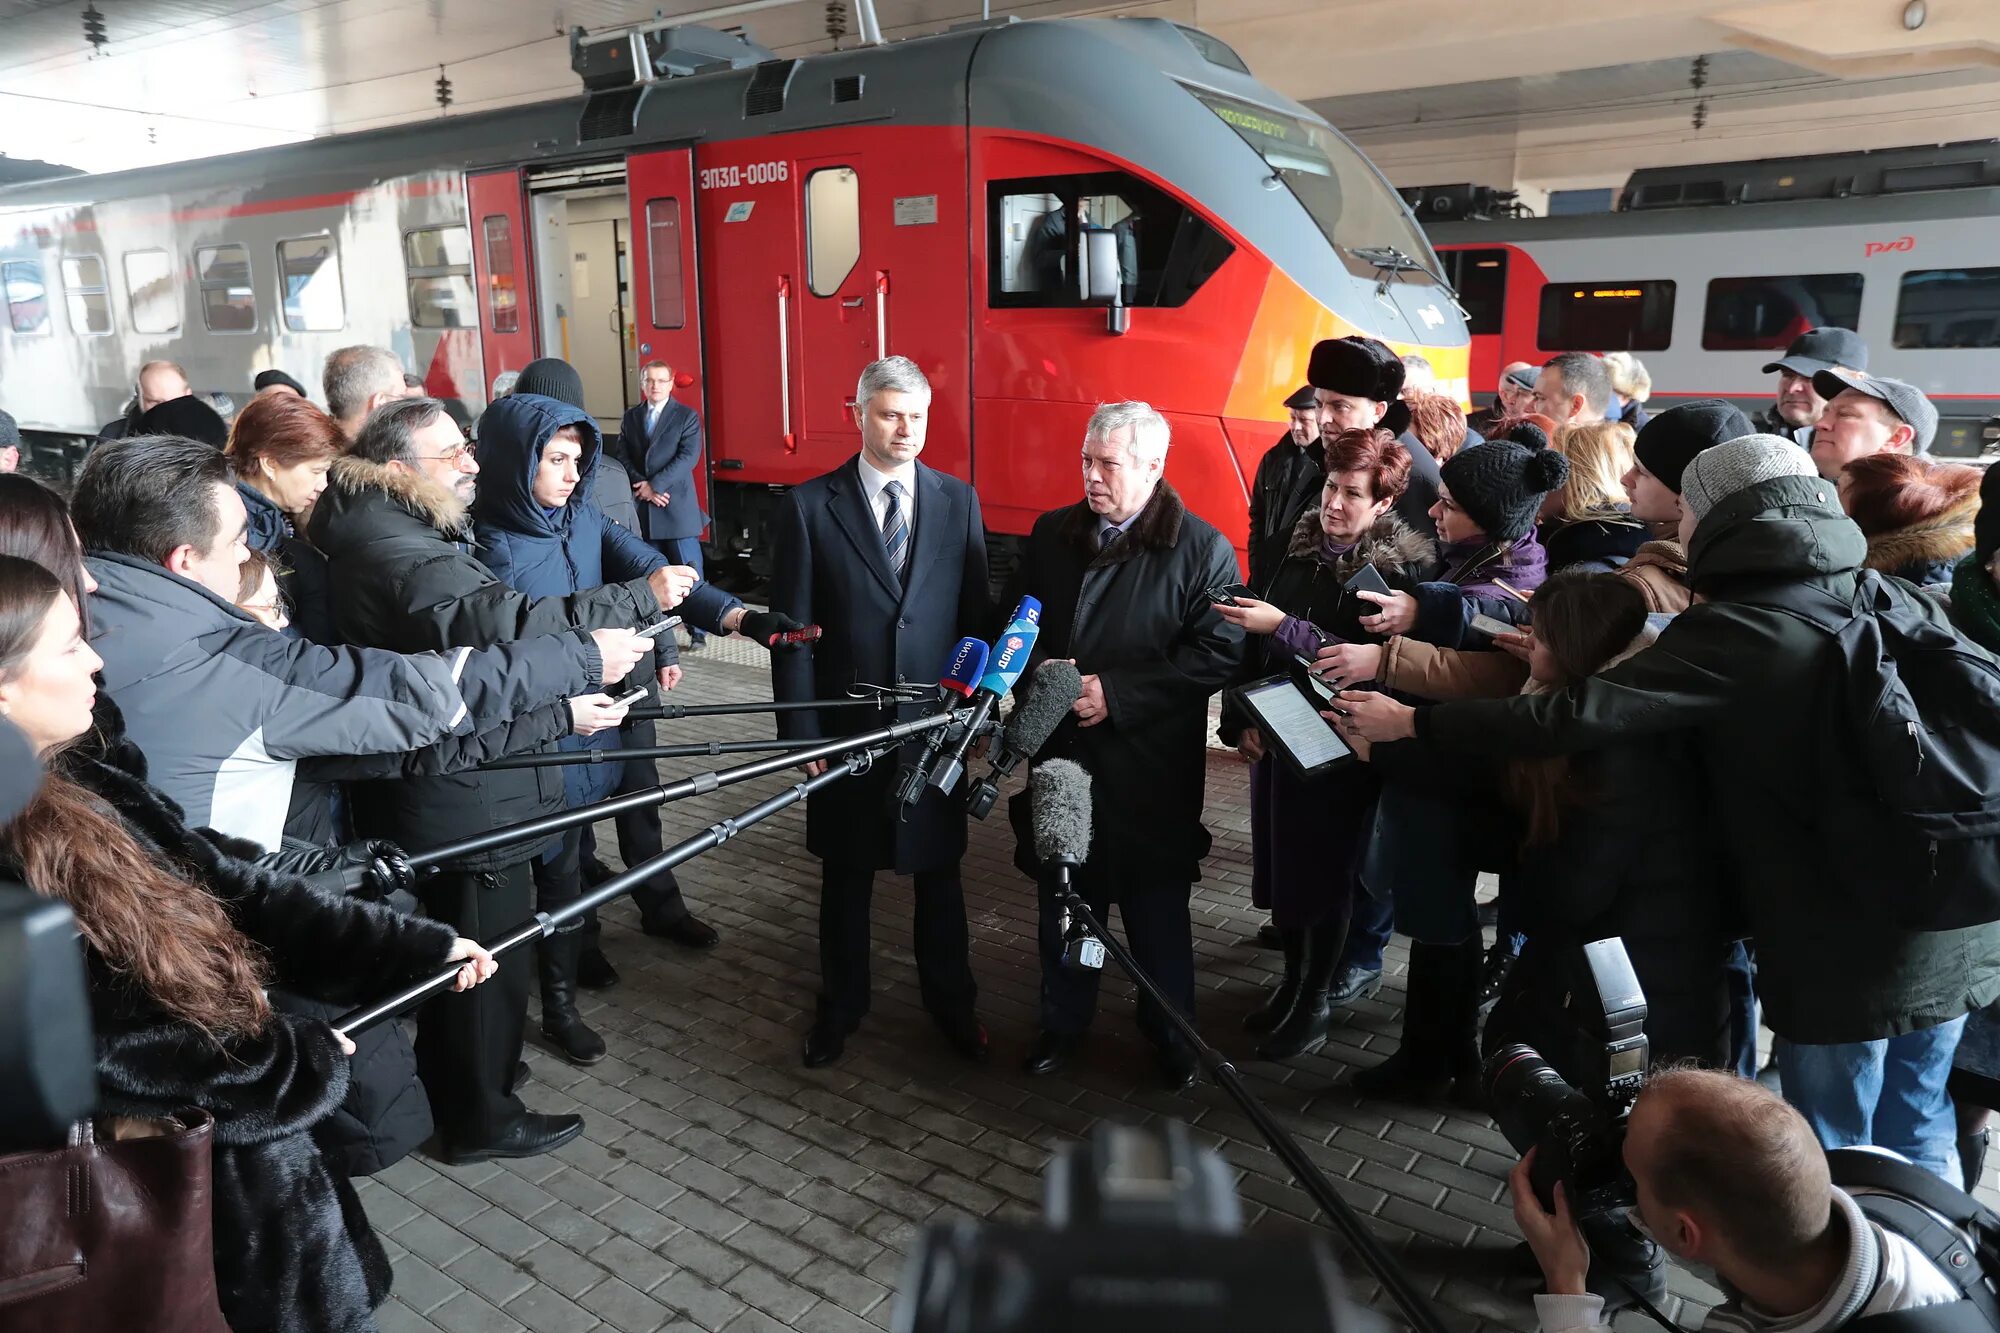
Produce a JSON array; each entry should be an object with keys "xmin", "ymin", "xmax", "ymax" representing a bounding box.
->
[
  {"xmin": 1331, "ymin": 563, "xmax": 1394, "ymax": 643},
  {"xmin": 1342, "ymin": 562, "xmax": 1392, "ymax": 600},
  {"xmin": 1205, "ymin": 582, "xmax": 1257, "ymax": 605},
  {"xmin": 611, "ymin": 686, "xmax": 649, "ymax": 707},
  {"xmin": 632, "ymin": 616, "xmax": 684, "ymax": 639},
  {"xmin": 1469, "ymin": 613, "xmax": 1518, "ymax": 640}
]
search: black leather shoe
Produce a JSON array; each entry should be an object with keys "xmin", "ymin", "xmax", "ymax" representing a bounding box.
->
[
  {"xmin": 1328, "ymin": 964, "xmax": 1383, "ymax": 1009},
  {"xmin": 1255, "ymin": 923, "xmax": 1282, "ymax": 949},
  {"xmin": 936, "ymin": 1012, "xmax": 990, "ymax": 1063},
  {"xmin": 437, "ymin": 1112, "xmax": 584, "ymax": 1165},
  {"xmin": 802, "ymin": 1020, "xmax": 848, "ymax": 1069},
  {"xmin": 1022, "ymin": 1030, "xmax": 1079, "ymax": 1076},
  {"xmin": 580, "ymin": 858, "xmax": 616, "ymax": 888},
  {"xmin": 1158, "ymin": 1044, "xmax": 1200, "ymax": 1091},
  {"xmin": 644, "ymin": 913, "xmax": 720, "ymax": 950},
  {"xmin": 576, "ymin": 946, "xmax": 620, "ymax": 990}
]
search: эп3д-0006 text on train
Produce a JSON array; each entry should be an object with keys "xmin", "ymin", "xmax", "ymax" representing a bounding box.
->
[{"xmin": 0, "ymin": 16, "xmax": 1466, "ymax": 575}]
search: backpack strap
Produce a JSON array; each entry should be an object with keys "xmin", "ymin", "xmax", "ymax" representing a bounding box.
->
[
  {"xmin": 1829, "ymin": 1149, "xmax": 1984, "ymax": 1223},
  {"xmin": 1847, "ymin": 1299, "xmax": 1995, "ymax": 1333},
  {"xmin": 1733, "ymin": 576, "xmax": 1871, "ymax": 636}
]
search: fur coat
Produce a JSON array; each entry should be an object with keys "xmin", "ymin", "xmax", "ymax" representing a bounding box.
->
[
  {"xmin": 1864, "ymin": 494, "xmax": 1978, "ymax": 588},
  {"xmin": 21, "ymin": 700, "xmax": 458, "ymax": 1333}
]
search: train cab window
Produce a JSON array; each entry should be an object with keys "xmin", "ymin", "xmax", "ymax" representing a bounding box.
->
[
  {"xmin": 196, "ymin": 244, "xmax": 257, "ymax": 333},
  {"xmin": 988, "ymin": 173, "xmax": 1233, "ymax": 309},
  {"xmin": 123, "ymin": 250, "xmax": 179, "ymax": 334},
  {"xmin": 479, "ymin": 216, "xmax": 519, "ymax": 334},
  {"xmin": 805, "ymin": 167, "xmax": 860, "ymax": 297},
  {"xmin": 3, "ymin": 260, "xmax": 50, "ymax": 335},
  {"xmin": 1537, "ymin": 280, "xmax": 1675, "ymax": 352},
  {"xmin": 61, "ymin": 255, "xmax": 111, "ymax": 335},
  {"xmin": 1440, "ymin": 249, "xmax": 1506, "ymax": 335},
  {"xmin": 1702, "ymin": 274, "xmax": 1862, "ymax": 351},
  {"xmin": 1893, "ymin": 267, "xmax": 2000, "ymax": 349},
  {"xmin": 644, "ymin": 199, "xmax": 685, "ymax": 329},
  {"xmin": 277, "ymin": 237, "xmax": 345, "ymax": 332},
  {"xmin": 403, "ymin": 226, "xmax": 475, "ymax": 329}
]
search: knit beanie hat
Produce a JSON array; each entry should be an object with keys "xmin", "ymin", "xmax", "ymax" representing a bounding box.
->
[
  {"xmin": 1632, "ymin": 400, "xmax": 1753, "ymax": 494},
  {"xmin": 136, "ymin": 395, "xmax": 228, "ymax": 449},
  {"xmin": 253, "ymin": 369, "xmax": 307, "ymax": 397},
  {"xmin": 1680, "ymin": 434, "xmax": 1819, "ymax": 525},
  {"xmin": 1977, "ymin": 462, "xmax": 2000, "ymax": 563},
  {"xmin": 1437, "ymin": 421, "xmax": 1569, "ymax": 542},
  {"xmin": 0, "ymin": 408, "xmax": 18, "ymax": 449},
  {"xmin": 513, "ymin": 357, "xmax": 588, "ymax": 411}
]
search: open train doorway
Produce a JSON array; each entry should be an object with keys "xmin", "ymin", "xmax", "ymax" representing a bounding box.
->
[{"xmin": 526, "ymin": 164, "xmax": 636, "ymax": 438}]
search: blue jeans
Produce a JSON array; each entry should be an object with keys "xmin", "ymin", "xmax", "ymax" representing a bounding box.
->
[
  {"xmin": 1340, "ymin": 876, "xmax": 1394, "ymax": 974},
  {"xmin": 1774, "ymin": 1017, "xmax": 1968, "ymax": 1184},
  {"xmin": 1724, "ymin": 941, "xmax": 1759, "ymax": 1079}
]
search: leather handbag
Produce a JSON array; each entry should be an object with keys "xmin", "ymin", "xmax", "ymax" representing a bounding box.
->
[{"xmin": 0, "ymin": 1108, "xmax": 230, "ymax": 1333}]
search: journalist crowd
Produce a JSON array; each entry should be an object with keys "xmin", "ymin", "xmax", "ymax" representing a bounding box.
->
[{"xmin": 2, "ymin": 324, "xmax": 1999, "ymax": 1333}]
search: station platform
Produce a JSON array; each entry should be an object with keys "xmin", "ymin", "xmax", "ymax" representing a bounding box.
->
[{"xmin": 357, "ymin": 638, "xmax": 1853, "ymax": 1333}]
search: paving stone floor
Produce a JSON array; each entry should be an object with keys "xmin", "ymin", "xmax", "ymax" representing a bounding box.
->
[{"xmin": 360, "ymin": 642, "xmax": 1997, "ymax": 1333}]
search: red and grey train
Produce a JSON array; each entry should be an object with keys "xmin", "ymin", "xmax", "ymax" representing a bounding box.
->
[{"xmin": 0, "ymin": 16, "xmax": 1469, "ymax": 570}]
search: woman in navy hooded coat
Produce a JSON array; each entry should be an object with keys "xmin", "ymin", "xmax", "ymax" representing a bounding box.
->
[{"xmin": 472, "ymin": 392, "xmax": 742, "ymax": 1062}]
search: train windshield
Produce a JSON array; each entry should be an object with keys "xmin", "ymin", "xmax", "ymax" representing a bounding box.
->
[{"xmin": 1188, "ymin": 87, "xmax": 1438, "ymax": 281}]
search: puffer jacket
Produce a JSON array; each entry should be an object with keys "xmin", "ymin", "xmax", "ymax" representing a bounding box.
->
[
  {"xmin": 306, "ymin": 447, "xmax": 661, "ymax": 870},
  {"xmin": 1415, "ymin": 471, "xmax": 2000, "ymax": 1043},
  {"xmin": 237, "ymin": 480, "xmax": 335, "ymax": 645}
]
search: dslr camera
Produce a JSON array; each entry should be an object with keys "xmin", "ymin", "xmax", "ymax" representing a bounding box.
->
[{"xmin": 1482, "ymin": 938, "xmax": 1650, "ymax": 1221}]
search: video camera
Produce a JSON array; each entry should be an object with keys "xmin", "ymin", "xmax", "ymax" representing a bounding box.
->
[
  {"xmin": 892, "ymin": 1121, "xmax": 1366, "ymax": 1333},
  {"xmin": 1482, "ymin": 938, "xmax": 1649, "ymax": 1221}
]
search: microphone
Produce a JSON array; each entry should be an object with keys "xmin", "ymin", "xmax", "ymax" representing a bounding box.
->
[
  {"xmin": 893, "ymin": 637, "xmax": 989, "ymax": 812},
  {"xmin": 925, "ymin": 597, "xmax": 1042, "ymax": 799},
  {"xmin": 1031, "ymin": 759, "xmax": 1105, "ymax": 971},
  {"xmin": 966, "ymin": 659, "xmax": 1083, "ymax": 819}
]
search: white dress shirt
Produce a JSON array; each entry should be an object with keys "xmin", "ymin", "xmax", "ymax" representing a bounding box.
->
[{"xmin": 857, "ymin": 454, "xmax": 918, "ymax": 540}]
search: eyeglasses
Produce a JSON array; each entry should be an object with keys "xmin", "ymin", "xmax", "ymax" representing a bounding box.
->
[{"xmin": 414, "ymin": 441, "xmax": 476, "ymax": 466}]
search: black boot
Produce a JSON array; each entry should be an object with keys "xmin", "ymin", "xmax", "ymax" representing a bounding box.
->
[
  {"xmin": 1244, "ymin": 929, "xmax": 1303, "ymax": 1033},
  {"xmin": 1477, "ymin": 938, "xmax": 1520, "ymax": 1016},
  {"xmin": 1351, "ymin": 938, "xmax": 1483, "ymax": 1104},
  {"xmin": 1258, "ymin": 923, "xmax": 1344, "ymax": 1059},
  {"xmin": 538, "ymin": 928, "xmax": 606, "ymax": 1066}
]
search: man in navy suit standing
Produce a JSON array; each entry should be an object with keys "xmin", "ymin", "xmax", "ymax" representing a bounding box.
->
[
  {"xmin": 617, "ymin": 361, "xmax": 712, "ymax": 646},
  {"xmin": 770, "ymin": 356, "xmax": 993, "ymax": 1070}
]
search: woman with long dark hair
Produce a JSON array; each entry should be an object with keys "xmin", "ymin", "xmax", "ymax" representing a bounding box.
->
[{"xmin": 0, "ymin": 553, "xmax": 497, "ymax": 1333}]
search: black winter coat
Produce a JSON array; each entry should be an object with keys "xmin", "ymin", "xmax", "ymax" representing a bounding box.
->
[
  {"xmin": 238, "ymin": 481, "xmax": 336, "ymax": 645},
  {"xmin": 770, "ymin": 457, "xmax": 992, "ymax": 872},
  {"xmin": 1245, "ymin": 432, "xmax": 1323, "ymax": 593},
  {"xmin": 35, "ymin": 724, "xmax": 457, "ymax": 1333},
  {"xmin": 1540, "ymin": 509, "xmax": 1647, "ymax": 575},
  {"xmin": 1009, "ymin": 483, "xmax": 1246, "ymax": 882},
  {"xmin": 307, "ymin": 456, "xmax": 667, "ymax": 869}
]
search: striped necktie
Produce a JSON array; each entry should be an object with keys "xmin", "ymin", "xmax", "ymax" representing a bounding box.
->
[{"xmin": 881, "ymin": 480, "xmax": 909, "ymax": 577}]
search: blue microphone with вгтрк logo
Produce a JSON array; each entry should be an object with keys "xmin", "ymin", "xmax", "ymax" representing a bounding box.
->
[
  {"xmin": 892, "ymin": 636, "xmax": 990, "ymax": 813},
  {"xmin": 926, "ymin": 597, "xmax": 1042, "ymax": 799}
]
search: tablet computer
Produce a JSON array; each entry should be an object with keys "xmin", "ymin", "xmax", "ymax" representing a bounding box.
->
[{"xmin": 1226, "ymin": 674, "xmax": 1354, "ymax": 780}]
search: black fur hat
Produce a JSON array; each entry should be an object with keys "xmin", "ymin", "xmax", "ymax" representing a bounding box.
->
[
  {"xmin": 1307, "ymin": 336, "xmax": 1410, "ymax": 435},
  {"xmin": 1438, "ymin": 421, "xmax": 1569, "ymax": 542},
  {"xmin": 136, "ymin": 395, "xmax": 228, "ymax": 449}
]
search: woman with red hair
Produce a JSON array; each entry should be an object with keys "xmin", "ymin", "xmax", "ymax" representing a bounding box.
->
[
  {"xmin": 1837, "ymin": 454, "xmax": 1981, "ymax": 587},
  {"xmin": 227, "ymin": 391, "xmax": 345, "ymax": 642},
  {"xmin": 1212, "ymin": 427, "xmax": 1438, "ymax": 1059}
]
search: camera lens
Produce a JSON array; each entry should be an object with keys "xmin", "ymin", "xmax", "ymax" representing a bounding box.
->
[{"xmin": 1484, "ymin": 1044, "xmax": 1596, "ymax": 1157}]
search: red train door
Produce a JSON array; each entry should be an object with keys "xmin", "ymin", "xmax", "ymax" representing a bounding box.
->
[
  {"xmin": 791, "ymin": 154, "xmax": 876, "ymax": 470},
  {"xmin": 626, "ymin": 148, "xmax": 708, "ymax": 520},
  {"xmin": 466, "ymin": 169, "xmax": 536, "ymax": 394}
]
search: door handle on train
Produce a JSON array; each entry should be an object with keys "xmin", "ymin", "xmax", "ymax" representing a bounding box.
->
[
  {"xmin": 875, "ymin": 270, "xmax": 889, "ymax": 355},
  {"xmin": 777, "ymin": 276, "xmax": 795, "ymax": 453}
]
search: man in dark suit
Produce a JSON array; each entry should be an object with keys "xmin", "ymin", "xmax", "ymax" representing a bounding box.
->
[
  {"xmin": 616, "ymin": 360, "xmax": 712, "ymax": 645},
  {"xmin": 1247, "ymin": 384, "xmax": 1324, "ymax": 593},
  {"xmin": 770, "ymin": 355, "xmax": 992, "ymax": 1070}
]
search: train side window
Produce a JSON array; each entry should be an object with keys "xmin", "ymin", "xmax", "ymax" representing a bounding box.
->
[
  {"xmin": 1703, "ymin": 274, "xmax": 1862, "ymax": 351},
  {"xmin": 1537, "ymin": 280, "xmax": 1675, "ymax": 352},
  {"xmin": 1893, "ymin": 267, "xmax": 2000, "ymax": 349},
  {"xmin": 277, "ymin": 236, "xmax": 345, "ymax": 332},
  {"xmin": 123, "ymin": 250, "xmax": 179, "ymax": 334},
  {"xmin": 61, "ymin": 255, "xmax": 112, "ymax": 335},
  {"xmin": 1441, "ymin": 249, "xmax": 1506, "ymax": 335},
  {"xmin": 404, "ymin": 225, "xmax": 475, "ymax": 329},
  {"xmin": 644, "ymin": 199, "xmax": 685, "ymax": 329},
  {"xmin": 3, "ymin": 260, "xmax": 50, "ymax": 335},
  {"xmin": 805, "ymin": 167, "xmax": 860, "ymax": 297},
  {"xmin": 195, "ymin": 244, "xmax": 257, "ymax": 333},
  {"xmin": 478, "ymin": 216, "xmax": 520, "ymax": 334},
  {"xmin": 988, "ymin": 173, "xmax": 1234, "ymax": 309}
]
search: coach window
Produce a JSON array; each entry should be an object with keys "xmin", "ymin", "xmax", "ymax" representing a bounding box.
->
[
  {"xmin": 1537, "ymin": 280, "xmax": 1675, "ymax": 352},
  {"xmin": 277, "ymin": 236, "xmax": 345, "ymax": 332},
  {"xmin": 1702, "ymin": 274, "xmax": 1862, "ymax": 351},
  {"xmin": 989, "ymin": 174, "xmax": 1234, "ymax": 309},
  {"xmin": 478, "ymin": 216, "xmax": 519, "ymax": 334},
  {"xmin": 196, "ymin": 243, "xmax": 257, "ymax": 333},
  {"xmin": 1893, "ymin": 267, "xmax": 2000, "ymax": 349},
  {"xmin": 645, "ymin": 199, "xmax": 685, "ymax": 329},
  {"xmin": 123, "ymin": 250, "xmax": 179, "ymax": 334},
  {"xmin": 805, "ymin": 167, "xmax": 860, "ymax": 297},
  {"xmin": 1441, "ymin": 249, "xmax": 1506, "ymax": 335},
  {"xmin": 61, "ymin": 255, "xmax": 112, "ymax": 335},
  {"xmin": 3, "ymin": 260, "xmax": 50, "ymax": 335},
  {"xmin": 403, "ymin": 225, "xmax": 475, "ymax": 329}
]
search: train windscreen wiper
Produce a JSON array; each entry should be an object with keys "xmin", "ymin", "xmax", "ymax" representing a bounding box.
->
[{"xmin": 1350, "ymin": 244, "xmax": 1452, "ymax": 295}]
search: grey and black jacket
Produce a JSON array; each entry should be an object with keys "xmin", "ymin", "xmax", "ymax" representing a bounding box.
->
[{"xmin": 87, "ymin": 552, "xmax": 604, "ymax": 853}]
